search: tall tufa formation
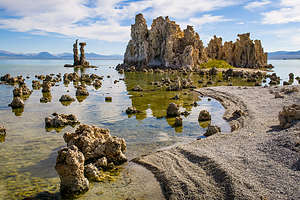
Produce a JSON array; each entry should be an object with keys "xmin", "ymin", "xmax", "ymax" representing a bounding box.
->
[
  {"xmin": 70, "ymin": 40, "xmax": 90, "ymax": 67},
  {"xmin": 73, "ymin": 39, "xmax": 80, "ymax": 66},
  {"xmin": 206, "ymin": 33, "xmax": 268, "ymax": 68},
  {"xmin": 122, "ymin": 14, "xmax": 269, "ymax": 70},
  {"xmin": 124, "ymin": 14, "xmax": 207, "ymax": 70}
]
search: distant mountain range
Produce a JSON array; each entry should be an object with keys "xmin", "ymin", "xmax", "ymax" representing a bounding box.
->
[
  {"xmin": 0, "ymin": 50, "xmax": 123, "ymax": 60},
  {"xmin": 0, "ymin": 49, "xmax": 299, "ymax": 60},
  {"xmin": 268, "ymin": 50, "xmax": 300, "ymax": 60}
]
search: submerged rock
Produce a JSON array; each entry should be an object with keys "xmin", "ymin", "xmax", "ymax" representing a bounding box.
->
[
  {"xmin": 105, "ymin": 97, "xmax": 112, "ymax": 102},
  {"xmin": 8, "ymin": 97, "xmax": 24, "ymax": 108},
  {"xmin": 204, "ymin": 125, "xmax": 221, "ymax": 137},
  {"xmin": 0, "ymin": 125, "xmax": 6, "ymax": 136},
  {"xmin": 279, "ymin": 104, "xmax": 300, "ymax": 128},
  {"xmin": 198, "ymin": 110, "xmax": 211, "ymax": 121},
  {"xmin": 55, "ymin": 145, "xmax": 89, "ymax": 196},
  {"xmin": 166, "ymin": 103, "xmax": 180, "ymax": 117},
  {"xmin": 132, "ymin": 85, "xmax": 143, "ymax": 91},
  {"xmin": 126, "ymin": 107, "xmax": 140, "ymax": 114},
  {"xmin": 45, "ymin": 113, "xmax": 79, "ymax": 128}
]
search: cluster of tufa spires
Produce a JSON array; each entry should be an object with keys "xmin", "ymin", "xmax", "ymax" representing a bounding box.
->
[{"xmin": 122, "ymin": 13, "xmax": 270, "ymax": 70}]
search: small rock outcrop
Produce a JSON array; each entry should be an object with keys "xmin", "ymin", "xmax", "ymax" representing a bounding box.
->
[
  {"xmin": 76, "ymin": 85, "xmax": 89, "ymax": 96},
  {"xmin": 207, "ymin": 33, "xmax": 268, "ymax": 68},
  {"xmin": 59, "ymin": 95, "xmax": 75, "ymax": 102},
  {"xmin": 204, "ymin": 125, "xmax": 221, "ymax": 137},
  {"xmin": 0, "ymin": 125, "xmax": 6, "ymax": 136},
  {"xmin": 45, "ymin": 113, "xmax": 79, "ymax": 128},
  {"xmin": 126, "ymin": 107, "xmax": 140, "ymax": 114},
  {"xmin": 63, "ymin": 124, "xmax": 127, "ymax": 164},
  {"xmin": 174, "ymin": 117, "xmax": 183, "ymax": 127},
  {"xmin": 166, "ymin": 103, "xmax": 180, "ymax": 117},
  {"xmin": 279, "ymin": 104, "xmax": 300, "ymax": 128},
  {"xmin": 8, "ymin": 97, "xmax": 24, "ymax": 108},
  {"xmin": 55, "ymin": 145, "xmax": 89, "ymax": 196},
  {"xmin": 56, "ymin": 124, "xmax": 127, "ymax": 196},
  {"xmin": 198, "ymin": 110, "xmax": 211, "ymax": 121}
]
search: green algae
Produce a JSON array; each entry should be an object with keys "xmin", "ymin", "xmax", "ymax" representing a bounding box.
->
[{"xmin": 200, "ymin": 59, "xmax": 234, "ymax": 69}]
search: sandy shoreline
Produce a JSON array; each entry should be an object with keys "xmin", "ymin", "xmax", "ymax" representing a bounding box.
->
[{"xmin": 133, "ymin": 85, "xmax": 300, "ymax": 200}]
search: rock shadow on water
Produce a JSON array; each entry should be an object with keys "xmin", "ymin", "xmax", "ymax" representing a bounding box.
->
[{"xmin": 19, "ymin": 146, "xmax": 63, "ymax": 179}]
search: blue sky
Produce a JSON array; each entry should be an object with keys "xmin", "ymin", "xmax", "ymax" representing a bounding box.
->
[{"xmin": 0, "ymin": 0, "xmax": 299, "ymax": 55}]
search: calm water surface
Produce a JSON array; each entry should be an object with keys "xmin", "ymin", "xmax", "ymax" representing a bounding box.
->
[{"xmin": 0, "ymin": 59, "xmax": 298, "ymax": 199}]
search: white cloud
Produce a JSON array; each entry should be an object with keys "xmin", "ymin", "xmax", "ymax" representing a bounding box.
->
[
  {"xmin": 262, "ymin": 0, "xmax": 300, "ymax": 24},
  {"xmin": 244, "ymin": 0, "xmax": 271, "ymax": 11},
  {"xmin": 0, "ymin": 0, "xmax": 242, "ymax": 42},
  {"xmin": 178, "ymin": 14, "xmax": 231, "ymax": 30}
]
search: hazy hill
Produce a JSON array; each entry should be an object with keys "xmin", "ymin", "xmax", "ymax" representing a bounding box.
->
[
  {"xmin": 268, "ymin": 50, "xmax": 300, "ymax": 60},
  {"xmin": 0, "ymin": 50, "xmax": 123, "ymax": 60}
]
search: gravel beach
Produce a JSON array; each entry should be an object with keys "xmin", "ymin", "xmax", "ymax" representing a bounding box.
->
[{"xmin": 134, "ymin": 85, "xmax": 300, "ymax": 200}]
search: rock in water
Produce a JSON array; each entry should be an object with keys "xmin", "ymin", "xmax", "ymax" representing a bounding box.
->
[
  {"xmin": 204, "ymin": 125, "xmax": 221, "ymax": 137},
  {"xmin": 76, "ymin": 85, "xmax": 89, "ymax": 96},
  {"xmin": 166, "ymin": 103, "xmax": 180, "ymax": 117},
  {"xmin": 121, "ymin": 14, "xmax": 268, "ymax": 70},
  {"xmin": 0, "ymin": 125, "xmax": 6, "ymax": 136},
  {"xmin": 45, "ymin": 113, "xmax": 79, "ymax": 128},
  {"xmin": 59, "ymin": 95, "xmax": 75, "ymax": 102},
  {"xmin": 8, "ymin": 97, "xmax": 24, "ymax": 108},
  {"xmin": 198, "ymin": 110, "xmax": 211, "ymax": 121},
  {"xmin": 123, "ymin": 14, "xmax": 207, "ymax": 70},
  {"xmin": 63, "ymin": 124, "xmax": 127, "ymax": 164},
  {"xmin": 55, "ymin": 145, "xmax": 89, "ymax": 196},
  {"xmin": 126, "ymin": 107, "xmax": 139, "ymax": 114},
  {"xmin": 174, "ymin": 117, "xmax": 183, "ymax": 127},
  {"xmin": 207, "ymin": 33, "xmax": 268, "ymax": 68}
]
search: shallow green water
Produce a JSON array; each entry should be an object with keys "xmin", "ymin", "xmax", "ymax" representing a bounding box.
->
[{"xmin": 0, "ymin": 59, "xmax": 298, "ymax": 199}]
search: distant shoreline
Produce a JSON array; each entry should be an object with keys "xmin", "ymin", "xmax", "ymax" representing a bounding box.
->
[{"xmin": 0, "ymin": 57, "xmax": 123, "ymax": 61}]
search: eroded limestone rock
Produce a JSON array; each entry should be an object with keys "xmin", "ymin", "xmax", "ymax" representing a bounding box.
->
[
  {"xmin": 279, "ymin": 104, "xmax": 300, "ymax": 128},
  {"xmin": 63, "ymin": 124, "xmax": 127, "ymax": 165},
  {"xmin": 123, "ymin": 14, "xmax": 207, "ymax": 70},
  {"xmin": 198, "ymin": 110, "xmax": 211, "ymax": 121},
  {"xmin": 8, "ymin": 97, "xmax": 24, "ymax": 108},
  {"xmin": 59, "ymin": 95, "xmax": 75, "ymax": 102},
  {"xmin": 204, "ymin": 125, "xmax": 221, "ymax": 137},
  {"xmin": 76, "ymin": 85, "xmax": 89, "ymax": 96},
  {"xmin": 207, "ymin": 33, "xmax": 268, "ymax": 68},
  {"xmin": 167, "ymin": 103, "xmax": 180, "ymax": 117},
  {"xmin": 55, "ymin": 145, "xmax": 89, "ymax": 196},
  {"xmin": 121, "ymin": 14, "xmax": 268, "ymax": 70},
  {"xmin": 0, "ymin": 125, "xmax": 6, "ymax": 136},
  {"xmin": 45, "ymin": 113, "xmax": 79, "ymax": 128}
]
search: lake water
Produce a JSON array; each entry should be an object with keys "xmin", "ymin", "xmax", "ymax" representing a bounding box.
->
[{"xmin": 0, "ymin": 59, "xmax": 298, "ymax": 199}]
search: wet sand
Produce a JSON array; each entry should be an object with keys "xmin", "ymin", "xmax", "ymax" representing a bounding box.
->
[{"xmin": 134, "ymin": 85, "xmax": 300, "ymax": 200}]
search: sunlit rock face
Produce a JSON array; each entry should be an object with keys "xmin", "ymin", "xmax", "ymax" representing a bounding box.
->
[
  {"xmin": 123, "ymin": 14, "xmax": 268, "ymax": 70},
  {"xmin": 206, "ymin": 33, "xmax": 268, "ymax": 68},
  {"xmin": 124, "ymin": 14, "xmax": 207, "ymax": 70}
]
